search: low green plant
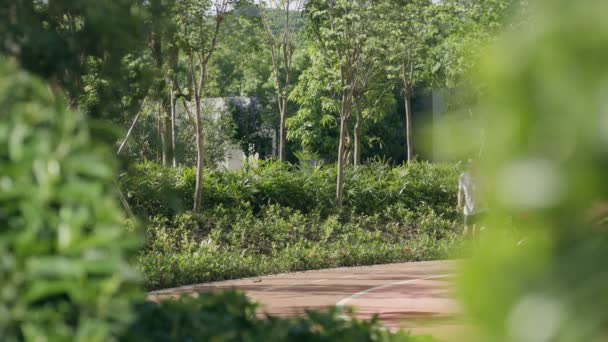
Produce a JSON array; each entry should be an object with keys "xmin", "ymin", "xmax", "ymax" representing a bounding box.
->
[
  {"xmin": 125, "ymin": 291, "xmax": 438, "ymax": 342},
  {"xmin": 139, "ymin": 204, "xmax": 459, "ymax": 290}
]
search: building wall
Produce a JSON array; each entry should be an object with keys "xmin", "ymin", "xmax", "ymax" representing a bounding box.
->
[{"xmin": 180, "ymin": 96, "xmax": 275, "ymax": 171}]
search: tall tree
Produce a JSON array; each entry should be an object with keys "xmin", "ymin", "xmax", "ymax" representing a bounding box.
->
[
  {"xmin": 379, "ymin": 0, "xmax": 439, "ymax": 163},
  {"xmin": 290, "ymin": 44, "xmax": 393, "ymax": 167},
  {"xmin": 304, "ymin": 0, "xmax": 376, "ymax": 207},
  {"xmin": 173, "ymin": 0, "xmax": 234, "ymax": 212},
  {"xmin": 256, "ymin": 0, "xmax": 303, "ymax": 162}
]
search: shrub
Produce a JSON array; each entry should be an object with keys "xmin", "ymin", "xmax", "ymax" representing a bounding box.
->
[
  {"xmin": 0, "ymin": 60, "xmax": 141, "ymax": 341},
  {"xmin": 125, "ymin": 291, "xmax": 437, "ymax": 342},
  {"xmin": 121, "ymin": 160, "xmax": 460, "ymax": 220},
  {"xmin": 139, "ymin": 204, "xmax": 459, "ymax": 289}
]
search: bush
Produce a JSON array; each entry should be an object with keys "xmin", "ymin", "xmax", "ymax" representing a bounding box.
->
[
  {"xmin": 0, "ymin": 60, "xmax": 141, "ymax": 341},
  {"xmin": 125, "ymin": 291, "xmax": 438, "ymax": 342},
  {"xmin": 139, "ymin": 204, "xmax": 459, "ymax": 289},
  {"xmin": 121, "ymin": 160, "xmax": 460, "ymax": 220}
]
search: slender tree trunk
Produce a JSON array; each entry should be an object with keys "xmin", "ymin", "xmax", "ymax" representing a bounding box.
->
[
  {"xmin": 162, "ymin": 96, "xmax": 173, "ymax": 165},
  {"xmin": 279, "ymin": 96, "xmax": 288, "ymax": 162},
  {"xmin": 191, "ymin": 59, "xmax": 207, "ymax": 213},
  {"xmin": 404, "ymin": 89, "xmax": 413, "ymax": 163},
  {"xmin": 117, "ymin": 97, "xmax": 147, "ymax": 155},
  {"xmin": 353, "ymin": 111, "xmax": 361, "ymax": 166},
  {"xmin": 193, "ymin": 79, "xmax": 205, "ymax": 213},
  {"xmin": 156, "ymin": 105, "xmax": 162, "ymax": 162},
  {"xmin": 161, "ymin": 100, "xmax": 169, "ymax": 166},
  {"xmin": 170, "ymin": 82, "xmax": 177, "ymax": 167},
  {"xmin": 336, "ymin": 91, "xmax": 350, "ymax": 208},
  {"xmin": 193, "ymin": 97, "xmax": 204, "ymax": 212}
]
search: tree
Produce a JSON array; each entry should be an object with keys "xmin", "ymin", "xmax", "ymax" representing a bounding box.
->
[
  {"xmin": 289, "ymin": 44, "xmax": 394, "ymax": 166},
  {"xmin": 147, "ymin": 0, "xmax": 176, "ymax": 166},
  {"xmin": 173, "ymin": 0, "xmax": 234, "ymax": 212},
  {"xmin": 378, "ymin": 0, "xmax": 439, "ymax": 163},
  {"xmin": 256, "ymin": 0, "xmax": 303, "ymax": 162},
  {"xmin": 304, "ymin": 0, "xmax": 379, "ymax": 207}
]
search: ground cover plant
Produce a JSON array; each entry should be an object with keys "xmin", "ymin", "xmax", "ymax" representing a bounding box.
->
[{"xmin": 121, "ymin": 161, "xmax": 462, "ymax": 289}]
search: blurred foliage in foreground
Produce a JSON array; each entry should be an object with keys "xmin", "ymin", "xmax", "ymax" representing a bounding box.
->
[
  {"xmin": 0, "ymin": 59, "xmax": 141, "ymax": 340},
  {"xmin": 130, "ymin": 291, "xmax": 437, "ymax": 342},
  {"xmin": 456, "ymin": 0, "xmax": 608, "ymax": 341}
]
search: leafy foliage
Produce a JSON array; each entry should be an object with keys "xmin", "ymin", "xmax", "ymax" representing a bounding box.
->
[
  {"xmin": 139, "ymin": 204, "xmax": 459, "ymax": 289},
  {"xmin": 456, "ymin": 0, "xmax": 608, "ymax": 341},
  {"xmin": 121, "ymin": 161, "xmax": 461, "ymax": 289},
  {"xmin": 0, "ymin": 59, "xmax": 141, "ymax": 341},
  {"xmin": 121, "ymin": 160, "xmax": 460, "ymax": 219},
  {"xmin": 127, "ymin": 291, "xmax": 437, "ymax": 342}
]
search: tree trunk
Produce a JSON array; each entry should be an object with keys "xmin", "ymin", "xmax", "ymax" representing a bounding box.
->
[
  {"xmin": 353, "ymin": 111, "xmax": 361, "ymax": 166},
  {"xmin": 193, "ymin": 91, "xmax": 204, "ymax": 212},
  {"xmin": 404, "ymin": 88, "xmax": 413, "ymax": 163},
  {"xmin": 156, "ymin": 105, "xmax": 162, "ymax": 162},
  {"xmin": 117, "ymin": 97, "xmax": 147, "ymax": 156},
  {"xmin": 336, "ymin": 92, "xmax": 350, "ymax": 208},
  {"xmin": 170, "ymin": 82, "xmax": 177, "ymax": 167},
  {"xmin": 161, "ymin": 100, "xmax": 168, "ymax": 166},
  {"xmin": 279, "ymin": 96, "xmax": 287, "ymax": 162}
]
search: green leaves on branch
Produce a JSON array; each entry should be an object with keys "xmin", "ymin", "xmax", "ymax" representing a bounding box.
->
[{"xmin": 0, "ymin": 59, "xmax": 141, "ymax": 342}]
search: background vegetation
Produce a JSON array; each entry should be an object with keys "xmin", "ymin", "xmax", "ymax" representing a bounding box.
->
[
  {"xmin": 8, "ymin": 0, "xmax": 605, "ymax": 341},
  {"xmin": 121, "ymin": 160, "xmax": 461, "ymax": 289}
]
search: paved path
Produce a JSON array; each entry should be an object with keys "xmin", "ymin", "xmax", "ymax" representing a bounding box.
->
[{"xmin": 149, "ymin": 260, "xmax": 467, "ymax": 339}]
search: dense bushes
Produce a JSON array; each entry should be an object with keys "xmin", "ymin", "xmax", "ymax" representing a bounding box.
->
[
  {"xmin": 121, "ymin": 160, "xmax": 461, "ymax": 289},
  {"xmin": 127, "ymin": 291, "xmax": 436, "ymax": 342},
  {"xmin": 121, "ymin": 160, "xmax": 460, "ymax": 219},
  {"xmin": 0, "ymin": 60, "xmax": 141, "ymax": 341}
]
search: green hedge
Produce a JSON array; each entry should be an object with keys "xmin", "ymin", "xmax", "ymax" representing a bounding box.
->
[{"xmin": 120, "ymin": 160, "xmax": 460, "ymax": 220}]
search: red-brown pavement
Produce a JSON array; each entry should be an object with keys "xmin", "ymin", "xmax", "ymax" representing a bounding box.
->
[{"xmin": 148, "ymin": 260, "xmax": 470, "ymax": 340}]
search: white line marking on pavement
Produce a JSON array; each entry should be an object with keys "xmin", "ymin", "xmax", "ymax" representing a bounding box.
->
[{"xmin": 336, "ymin": 274, "xmax": 452, "ymax": 307}]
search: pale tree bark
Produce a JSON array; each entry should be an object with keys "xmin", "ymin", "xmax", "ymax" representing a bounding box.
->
[
  {"xmin": 336, "ymin": 90, "xmax": 351, "ymax": 207},
  {"xmin": 170, "ymin": 81, "xmax": 177, "ymax": 167},
  {"xmin": 402, "ymin": 59, "xmax": 414, "ymax": 163},
  {"xmin": 156, "ymin": 103, "xmax": 162, "ymax": 162},
  {"xmin": 160, "ymin": 100, "xmax": 169, "ymax": 166},
  {"xmin": 404, "ymin": 87, "xmax": 413, "ymax": 162},
  {"xmin": 192, "ymin": 60, "xmax": 205, "ymax": 212},
  {"xmin": 353, "ymin": 110, "xmax": 361, "ymax": 166},
  {"xmin": 117, "ymin": 97, "xmax": 147, "ymax": 156}
]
